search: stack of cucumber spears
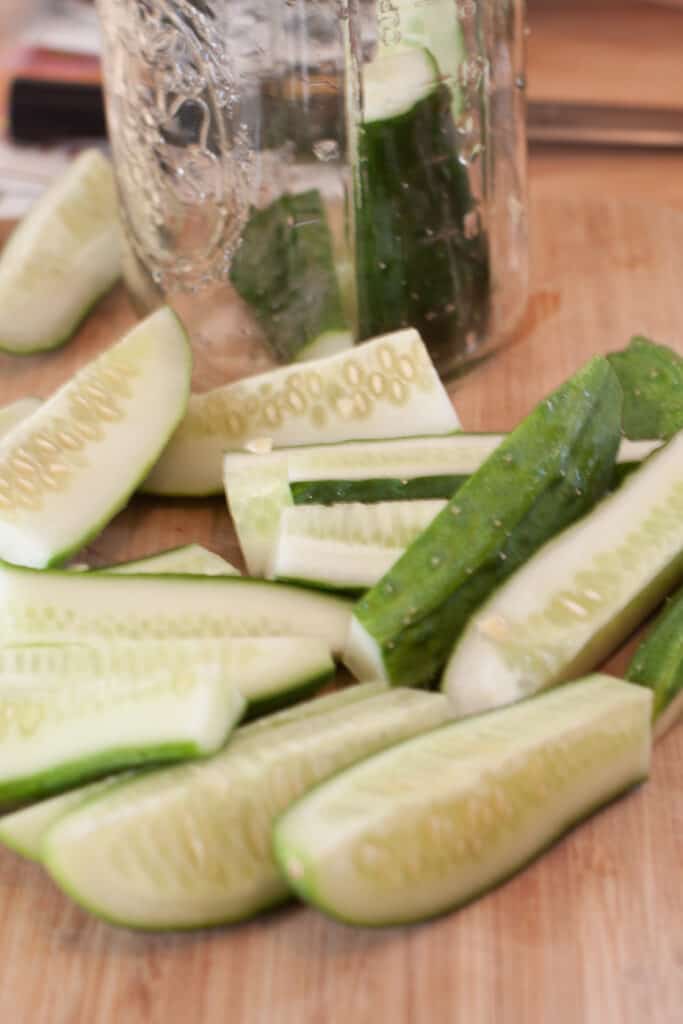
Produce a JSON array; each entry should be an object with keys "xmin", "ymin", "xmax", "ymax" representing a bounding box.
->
[{"xmin": 0, "ymin": 152, "xmax": 681, "ymax": 932}]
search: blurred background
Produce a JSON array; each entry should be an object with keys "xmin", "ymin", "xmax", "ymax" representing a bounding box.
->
[{"xmin": 1, "ymin": 0, "xmax": 683, "ymax": 218}]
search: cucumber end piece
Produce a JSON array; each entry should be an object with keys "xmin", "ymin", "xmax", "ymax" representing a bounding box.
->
[{"xmin": 343, "ymin": 616, "xmax": 389, "ymax": 682}]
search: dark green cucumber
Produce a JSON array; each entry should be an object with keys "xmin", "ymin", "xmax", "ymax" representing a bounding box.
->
[
  {"xmin": 627, "ymin": 583, "xmax": 683, "ymax": 739},
  {"xmin": 345, "ymin": 356, "xmax": 623, "ymax": 686},
  {"xmin": 229, "ymin": 189, "xmax": 351, "ymax": 363},
  {"xmin": 354, "ymin": 49, "xmax": 489, "ymax": 363},
  {"xmin": 291, "ymin": 474, "xmax": 468, "ymax": 505},
  {"xmin": 608, "ymin": 336, "xmax": 683, "ymax": 440}
]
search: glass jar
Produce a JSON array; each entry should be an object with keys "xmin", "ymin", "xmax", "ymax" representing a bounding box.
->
[{"xmin": 96, "ymin": 0, "xmax": 527, "ymax": 385}]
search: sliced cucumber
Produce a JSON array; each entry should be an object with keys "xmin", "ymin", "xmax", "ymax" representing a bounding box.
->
[
  {"xmin": 0, "ymin": 398, "xmax": 42, "ymax": 442},
  {"xmin": 0, "ymin": 149, "xmax": 121, "ymax": 354},
  {"xmin": 42, "ymin": 687, "xmax": 452, "ymax": 929},
  {"xmin": 346, "ymin": 357, "xmax": 623, "ymax": 686},
  {"xmin": 272, "ymin": 500, "xmax": 445, "ymax": 591},
  {"xmin": 99, "ymin": 544, "xmax": 240, "ymax": 577},
  {"xmin": 444, "ymin": 432, "xmax": 683, "ymax": 717},
  {"xmin": 229, "ymin": 190, "xmax": 352, "ymax": 364},
  {"xmin": 0, "ymin": 641, "xmax": 248, "ymax": 808},
  {"xmin": 144, "ymin": 327, "xmax": 460, "ymax": 497},
  {"xmin": 0, "ymin": 775, "xmax": 126, "ymax": 862},
  {"xmin": 224, "ymin": 434, "xmax": 657, "ymax": 578},
  {"xmin": 0, "ymin": 307, "xmax": 192, "ymax": 569},
  {"xmin": 608, "ymin": 336, "xmax": 683, "ymax": 440},
  {"xmin": 355, "ymin": 49, "xmax": 488, "ymax": 364},
  {"xmin": 274, "ymin": 676, "xmax": 651, "ymax": 926},
  {"xmin": 238, "ymin": 681, "xmax": 388, "ymax": 736},
  {"xmin": 627, "ymin": 583, "xmax": 683, "ymax": 740},
  {"xmin": 0, "ymin": 563, "xmax": 352, "ymax": 654}
]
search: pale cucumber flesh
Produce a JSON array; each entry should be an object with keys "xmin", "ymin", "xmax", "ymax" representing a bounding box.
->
[
  {"xmin": 0, "ymin": 682, "xmax": 386, "ymax": 862},
  {"xmin": 144, "ymin": 328, "xmax": 460, "ymax": 497},
  {"xmin": 444, "ymin": 432, "xmax": 683, "ymax": 717},
  {"xmin": 0, "ymin": 398, "xmax": 42, "ymax": 442},
  {"xmin": 274, "ymin": 677, "xmax": 652, "ymax": 926},
  {"xmin": 0, "ymin": 775, "xmax": 125, "ymax": 861},
  {"xmin": 0, "ymin": 563, "xmax": 352, "ymax": 654},
  {"xmin": 0, "ymin": 307, "xmax": 192, "ymax": 568},
  {"xmin": 42, "ymin": 688, "xmax": 453, "ymax": 929},
  {"xmin": 97, "ymin": 544, "xmax": 240, "ymax": 577},
  {"xmin": 0, "ymin": 642, "xmax": 247, "ymax": 807},
  {"xmin": 272, "ymin": 500, "xmax": 445, "ymax": 590},
  {"xmin": 0, "ymin": 149, "xmax": 121, "ymax": 354}
]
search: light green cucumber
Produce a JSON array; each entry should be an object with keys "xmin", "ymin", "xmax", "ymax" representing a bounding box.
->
[
  {"xmin": 229, "ymin": 189, "xmax": 352, "ymax": 363},
  {"xmin": 608, "ymin": 336, "xmax": 683, "ymax": 441},
  {"xmin": 0, "ymin": 307, "xmax": 191, "ymax": 569},
  {"xmin": 0, "ymin": 775, "xmax": 127, "ymax": 861},
  {"xmin": 354, "ymin": 48, "xmax": 489, "ymax": 370},
  {"xmin": 224, "ymin": 434, "xmax": 657, "ymax": 577},
  {"xmin": 272, "ymin": 500, "xmax": 445, "ymax": 591},
  {"xmin": 143, "ymin": 327, "xmax": 460, "ymax": 497},
  {"xmin": 444, "ymin": 431, "xmax": 683, "ymax": 717},
  {"xmin": 98, "ymin": 544, "xmax": 240, "ymax": 577},
  {"xmin": 0, "ymin": 150, "xmax": 121, "ymax": 354},
  {"xmin": 274, "ymin": 676, "xmax": 651, "ymax": 926},
  {"xmin": 345, "ymin": 357, "xmax": 623, "ymax": 686},
  {"xmin": 0, "ymin": 398, "xmax": 42, "ymax": 442},
  {"xmin": 42, "ymin": 687, "xmax": 452, "ymax": 929},
  {"xmin": 0, "ymin": 562, "xmax": 352, "ymax": 654},
  {"xmin": 627, "ymin": 582, "xmax": 683, "ymax": 740},
  {"xmin": 0, "ymin": 641, "xmax": 248, "ymax": 808},
  {"xmin": 0, "ymin": 683, "xmax": 387, "ymax": 862}
]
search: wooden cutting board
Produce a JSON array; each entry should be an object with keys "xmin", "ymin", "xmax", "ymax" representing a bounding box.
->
[{"xmin": 0, "ymin": 196, "xmax": 681, "ymax": 1024}]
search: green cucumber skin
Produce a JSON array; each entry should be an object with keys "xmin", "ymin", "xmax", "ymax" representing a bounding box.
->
[
  {"xmin": 229, "ymin": 190, "xmax": 348, "ymax": 363},
  {"xmin": 608, "ymin": 337, "xmax": 683, "ymax": 441},
  {"xmin": 0, "ymin": 741, "xmax": 205, "ymax": 812},
  {"xmin": 291, "ymin": 474, "xmax": 468, "ymax": 505},
  {"xmin": 355, "ymin": 80, "xmax": 489, "ymax": 359},
  {"xmin": 351, "ymin": 357, "xmax": 623, "ymax": 686},
  {"xmin": 627, "ymin": 583, "xmax": 683, "ymax": 726},
  {"xmin": 0, "ymin": 563, "xmax": 352, "ymax": 652},
  {"xmin": 274, "ymin": 777, "xmax": 647, "ymax": 929},
  {"xmin": 243, "ymin": 664, "xmax": 336, "ymax": 720}
]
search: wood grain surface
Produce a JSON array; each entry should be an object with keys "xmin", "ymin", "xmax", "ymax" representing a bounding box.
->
[{"xmin": 0, "ymin": 194, "xmax": 681, "ymax": 1023}]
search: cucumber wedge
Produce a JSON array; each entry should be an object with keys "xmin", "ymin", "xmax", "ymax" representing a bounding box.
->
[
  {"xmin": 272, "ymin": 500, "xmax": 445, "ymax": 591},
  {"xmin": 0, "ymin": 680, "xmax": 380, "ymax": 862},
  {"xmin": 229, "ymin": 190, "xmax": 352, "ymax": 363},
  {"xmin": 0, "ymin": 307, "xmax": 192, "ymax": 569},
  {"xmin": 99, "ymin": 544, "xmax": 240, "ymax": 577},
  {"xmin": 608, "ymin": 336, "xmax": 683, "ymax": 440},
  {"xmin": 444, "ymin": 432, "xmax": 683, "ymax": 717},
  {"xmin": 0, "ymin": 150, "xmax": 121, "ymax": 354},
  {"xmin": 238, "ymin": 681, "xmax": 388, "ymax": 736},
  {"xmin": 224, "ymin": 434, "xmax": 660, "ymax": 578},
  {"xmin": 627, "ymin": 583, "xmax": 683, "ymax": 740},
  {"xmin": 355, "ymin": 49, "xmax": 489, "ymax": 366},
  {"xmin": 0, "ymin": 398, "xmax": 42, "ymax": 442},
  {"xmin": 0, "ymin": 641, "xmax": 248, "ymax": 808},
  {"xmin": 274, "ymin": 676, "xmax": 652, "ymax": 926},
  {"xmin": 345, "ymin": 357, "xmax": 623, "ymax": 685},
  {"xmin": 0, "ymin": 775, "xmax": 126, "ymax": 862},
  {"xmin": 0, "ymin": 563, "xmax": 352, "ymax": 654},
  {"xmin": 42, "ymin": 687, "xmax": 452, "ymax": 929},
  {"xmin": 144, "ymin": 327, "xmax": 460, "ymax": 497}
]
